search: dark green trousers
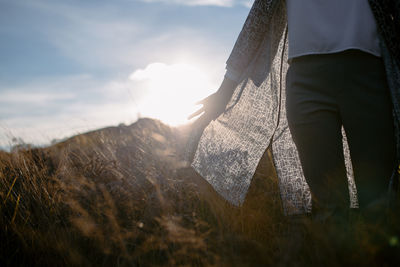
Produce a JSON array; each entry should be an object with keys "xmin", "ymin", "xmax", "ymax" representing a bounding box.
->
[{"xmin": 286, "ymin": 49, "xmax": 396, "ymax": 212}]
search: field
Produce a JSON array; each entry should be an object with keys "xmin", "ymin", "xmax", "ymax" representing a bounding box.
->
[{"xmin": 0, "ymin": 118, "xmax": 399, "ymax": 266}]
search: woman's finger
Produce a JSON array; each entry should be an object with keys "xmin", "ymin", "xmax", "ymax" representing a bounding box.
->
[
  {"xmin": 188, "ymin": 106, "xmax": 205, "ymax": 120},
  {"xmin": 195, "ymin": 96, "xmax": 208, "ymax": 105},
  {"xmin": 195, "ymin": 93, "xmax": 215, "ymax": 105}
]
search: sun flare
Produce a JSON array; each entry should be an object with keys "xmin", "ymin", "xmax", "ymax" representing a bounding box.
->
[{"xmin": 130, "ymin": 62, "xmax": 218, "ymax": 126}]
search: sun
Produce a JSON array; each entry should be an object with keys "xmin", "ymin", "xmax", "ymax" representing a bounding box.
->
[{"xmin": 130, "ymin": 62, "xmax": 218, "ymax": 126}]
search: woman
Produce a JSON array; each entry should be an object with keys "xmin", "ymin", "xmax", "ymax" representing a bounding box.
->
[{"xmin": 188, "ymin": 0, "xmax": 399, "ymax": 220}]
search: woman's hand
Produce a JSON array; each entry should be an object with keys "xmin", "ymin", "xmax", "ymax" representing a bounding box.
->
[{"xmin": 188, "ymin": 76, "xmax": 238, "ymax": 122}]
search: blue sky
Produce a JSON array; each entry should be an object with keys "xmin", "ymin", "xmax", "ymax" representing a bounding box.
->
[{"xmin": 0, "ymin": 0, "xmax": 253, "ymax": 150}]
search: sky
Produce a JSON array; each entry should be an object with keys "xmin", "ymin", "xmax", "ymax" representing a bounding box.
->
[{"xmin": 0, "ymin": 0, "xmax": 253, "ymax": 150}]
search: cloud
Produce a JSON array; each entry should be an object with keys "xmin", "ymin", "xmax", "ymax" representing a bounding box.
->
[
  {"xmin": 241, "ymin": 0, "xmax": 253, "ymax": 8},
  {"xmin": 13, "ymin": 0, "xmax": 242, "ymax": 71},
  {"xmin": 0, "ymin": 91, "xmax": 74, "ymax": 104},
  {"xmin": 139, "ymin": 0, "xmax": 253, "ymax": 7},
  {"xmin": 0, "ymin": 59, "xmax": 222, "ymax": 149},
  {"xmin": 140, "ymin": 0, "xmax": 234, "ymax": 7},
  {"xmin": 0, "ymin": 0, "xmax": 251, "ymax": 149},
  {"xmin": 0, "ymin": 74, "xmax": 140, "ymax": 149},
  {"xmin": 17, "ymin": 0, "xmax": 146, "ymax": 69},
  {"xmin": 129, "ymin": 62, "xmax": 218, "ymax": 126}
]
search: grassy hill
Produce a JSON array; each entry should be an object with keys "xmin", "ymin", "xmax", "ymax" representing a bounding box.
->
[{"xmin": 0, "ymin": 118, "xmax": 399, "ymax": 266}]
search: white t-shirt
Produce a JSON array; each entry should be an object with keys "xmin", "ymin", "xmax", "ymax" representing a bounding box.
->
[
  {"xmin": 286, "ymin": 0, "xmax": 381, "ymax": 60},
  {"xmin": 225, "ymin": 0, "xmax": 381, "ymax": 82}
]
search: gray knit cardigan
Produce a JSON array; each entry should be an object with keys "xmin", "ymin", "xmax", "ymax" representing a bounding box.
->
[{"xmin": 189, "ymin": 0, "xmax": 400, "ymax": 215}]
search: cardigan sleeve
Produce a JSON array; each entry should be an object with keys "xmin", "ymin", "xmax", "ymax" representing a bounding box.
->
[
  {"xmin": 224, "ymin": 66, "xmax": 241, "ymax": 83},
  {"xmin": 225, "ymin": 0, "xmax": 277, "ymax": 79},
  {"xmin": 368, "ymin": 0, "xmax": 400, "ymax": 66}
]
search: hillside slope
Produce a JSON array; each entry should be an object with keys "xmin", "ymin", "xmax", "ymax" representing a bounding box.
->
[{"xmin": 0, "ymin": 118, "xmax": 398, "ymax": 266}]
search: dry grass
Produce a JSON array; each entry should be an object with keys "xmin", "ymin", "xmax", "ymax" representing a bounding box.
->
[{"xmin": 0, "ymin": 118, "xmax": 399, "ymax": 266}]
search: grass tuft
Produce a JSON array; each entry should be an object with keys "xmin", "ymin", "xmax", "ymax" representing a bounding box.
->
[{"xmin": 0, "ymin": 118, "xmax": 399, "ymax": 266}]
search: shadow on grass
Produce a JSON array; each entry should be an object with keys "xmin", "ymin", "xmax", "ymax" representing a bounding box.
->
[{"xmin": 0, "ymin": 118, "xmax": 399, "ymax": 266}]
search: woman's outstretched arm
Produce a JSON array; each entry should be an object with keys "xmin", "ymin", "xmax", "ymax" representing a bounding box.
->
[
  {"xmin": 189, "ymin": 0, "xmax": 275, "ymax": 122},
  {"xmin": 188, "ymin": 75, "xmax": 238, "ymax": 121}
]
